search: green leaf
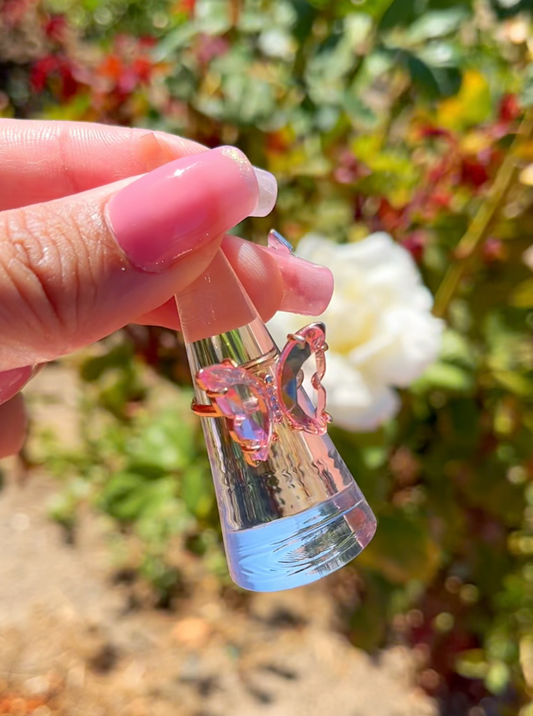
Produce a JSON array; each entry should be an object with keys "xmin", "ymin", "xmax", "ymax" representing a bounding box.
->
[
  {"xmin": 449, "ymin": 398, "xmax": 482, "ymax": 443},
  {"xmin": 128, "ymin": 408, "xmax": 196, "ymax": 472},
  {"xmin": 99, "ymin": 471, "xmax": 147, "ymax": 522},
  {"xmin": 521, "ymin": 65, "xmax": 533, "ymax": 108},
  {"xmin": 427, "ymin": 0, "xmax": 473, "ymax": 6},
  {"xmin": 492, "ymin": 371, "xmax": 533, "ymax": 398},
  {"xmin": 343, "ymin": 93, "xmax": 376, "ymax": 126},
  {"xmin": 346, "ymin": 0, "xmax": 395, "ymax": 19},
  {"xmin": 152, "ymin": 24, "xmax": 197, "ymax": 61},
  {"xmin": 461, "ymin": 459, "xmax": 525, "ymax": 527},
  {"xmin": 417, "ymin": 41, "xmax": 462, "ymax": 69},
  {"xmin": 396, "ymin": 48, "xmax": 462, "ymax": 99},
  {"xmin": 486, "ymin": 660, "xmax": 511, "ymax": 695},
  {"xmin": 489, "ymin": 0, "xmax": 531, "ymax": 20},
  {"xmin": 406, "ymin": 9, "xmax": 470, "ymax": 42},
  {"xmin": 440, "ymin": 329, "xmax": 478, "ymax": 369},
  {"xmin": 289, "ymin": 0, "xmax": 319, "ymax": 44},
  {"xmin": 456, "ymin": 650, "xmax": 489, "ymax": 680},
  {"xmin": 100, "ymin": 470, "xmax": 189, "ymax": 530},
  {"xmin": 135, "ymin": 480, "xmax": 191, "ymax": 540},
  {"xmin": 195, "ymin": 0, "xmax": 233, "ymax": 34},
  {"xmin": 414, "ymin": 362, "xmax": 474, "ymax": 392},
  {"xmin": 379, "ymin": 0, "xmax": 422, "ymax": 30},
  {"xmin": 181, "ymin": 463, "xmax": 215, "ymax": 519},
  {"xmin": 80, "ymin": 342, "xmax": 134, "ymax": 382},
  {"xmin": 510, "ymin": 278, "xmax": 533, "ymax": 308},
  {"xmin": 405, "ymin": 52, "xmax": 441, "ymax": 96},
  {"xmin": 349, "ymin": 576, "xmax": 391, "ymax": 650},
  {"xmin": 357, "ymin": 510, "xmax": 441, "ymax": 584}
]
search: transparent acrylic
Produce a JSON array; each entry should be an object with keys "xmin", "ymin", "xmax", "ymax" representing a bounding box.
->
[{"xmin": 175, "ymin": 255, "xmax": 376, "ymax": 592}]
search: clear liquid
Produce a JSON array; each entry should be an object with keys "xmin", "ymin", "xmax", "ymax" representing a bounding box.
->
[{"xmin": 224, "ymin": 481, "xmax": 377, "ymax": 592}]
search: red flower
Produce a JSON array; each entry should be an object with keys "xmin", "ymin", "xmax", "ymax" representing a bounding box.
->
[
  {"xmin": 460, "ymin": 158, "xmax": 489, "ymax": 189},
  {"xmin": 96, "ymin": 46, "xmax": 154, "ymax": 97},
  {"xmin": 98, "ymin": 55, "xmax": 123, "ymax": 83},
  {"xmin": 333, "ymin": 150, "xmax": 371, "ymax": 184},
  {"xmin": 138, "ymin": 36, "xmax": 158, "ymax": 50},
  {"xmin": 498, "ymin": 93, "xmax": 521, "ymax": 124},
  {"xmin": 401, "ymin": 231, "xmax": 427, "ymax": 263},
  {"xmin": 30, "ymin": 56, "xmax": 58, "ymax": 92},
  {"xmin": 377, "ymin": 198, "xmax": 406, "ymax": 233},
  {"xmin": 417, "ymin": 124, "xmax": 454, "ymax": 142},
  {"xmin": 44, "ymin": 14, "xmax": 68, "ymax": 43},
  {"xmin": 30, "ymin": 54, "xmax": 80, "ymax": 100},
  {"xmin": 430, "ymin": 191, "xmax": 453, "ymax": 209}
]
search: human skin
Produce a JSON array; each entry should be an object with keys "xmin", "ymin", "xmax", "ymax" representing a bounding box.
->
[{"xmin": 0, "ymin": 120, "xmax": 333, "ymax": 457}]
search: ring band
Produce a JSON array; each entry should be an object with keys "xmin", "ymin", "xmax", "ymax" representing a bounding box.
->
[
  {"xmin": 191, "ymin": 401, "xmax": 219, "ymax": 416},
  {"xmin": 241, "ymin": 347, "xmax": 279, "ymax": 372}
]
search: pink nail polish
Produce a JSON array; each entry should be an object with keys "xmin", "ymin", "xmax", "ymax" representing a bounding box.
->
[
  {"xmin": 0, "ymin": 366, "xmax": 34, "ymax": 406},
  {"xmin": 107, "ymin": 147, "xmax": 277, "ymax": 272},
  {"xmin": 278, "ymin": 255, "xmax": 334, "ymax": 315},
  {"xmin": 264, "ymin": 230, "xmax": 334, "ymax": 315}
]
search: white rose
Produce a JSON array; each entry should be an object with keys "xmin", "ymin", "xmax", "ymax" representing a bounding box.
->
[{"xmin": 268, "ymin": 233, "xmax": 444, "ymax": 431}]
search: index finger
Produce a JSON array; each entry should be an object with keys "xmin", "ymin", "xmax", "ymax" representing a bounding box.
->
[{"xmin": 0, "ymin": 119, "xmax": 207, "ymax": 211}]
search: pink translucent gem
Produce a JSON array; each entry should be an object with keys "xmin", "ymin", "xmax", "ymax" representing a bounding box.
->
[{"xmin": 197, "ymin": 363, "xmax": 272, "ymax": 459}]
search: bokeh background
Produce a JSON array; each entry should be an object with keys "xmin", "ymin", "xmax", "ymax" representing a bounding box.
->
[{"xmin": 2, "ymin": 1, "xmax": 533, "ymax": 715}]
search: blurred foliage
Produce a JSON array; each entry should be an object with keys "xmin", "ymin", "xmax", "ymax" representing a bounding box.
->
[{"xmin": 4, "ymin": 0, "xmax": 533, "ymax": 713}]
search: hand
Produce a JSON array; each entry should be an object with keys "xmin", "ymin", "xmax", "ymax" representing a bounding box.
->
[{"xmin": 0, "ymin": 120, "xmax": 333, "ymax": 458}]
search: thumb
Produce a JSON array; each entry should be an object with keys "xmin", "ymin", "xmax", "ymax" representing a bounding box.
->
[{"xmin": 0, "ymin": 146, "xmax": 275, "ymax": 370}]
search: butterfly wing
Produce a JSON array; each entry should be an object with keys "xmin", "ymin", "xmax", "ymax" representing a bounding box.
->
[
  {"xmin": 195, "ymin": 361, "xmax": 273, "ymax": 464},
  {"xmin": 276, "ymin": 323, "xmax": 331, "ymax": 435}
]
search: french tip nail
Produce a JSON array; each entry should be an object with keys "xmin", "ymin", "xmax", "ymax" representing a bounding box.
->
[{"xmin": 250, "ymin": 167, "xmax": 278, "ymax": 217}]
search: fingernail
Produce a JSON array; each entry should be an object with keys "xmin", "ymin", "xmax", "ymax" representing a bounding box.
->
[
  {"xmin": 263, "ymin": 230, "xmax": 334, "ymax": 316},
  {"xmin": 138, "ymin": 132, "xmax": 184, "ymax": 172},
  {"xmin": 218, "ymin": 148, "xmax": 277, "ymax": 217},
  {"xmin": 0, "ymin": 366, "xmax": 34, "ymax": 406},
  {"xmin": 251, "ymin": 167, "xmax": 278, "ymax": 217},
  {"xmin": 263, "ymin": 230, "xmax": 334, "ymax": 315},
  {"xmin": 267, "ymin": 229, "xmax": 294, "ymax": 254},
  {"xmin": 108, "ymin": 146, "xmax": 276, "ymax": 272},
  {"xmin": 277, "ymin": 254, "xmax": 334, "ymax": 315}
]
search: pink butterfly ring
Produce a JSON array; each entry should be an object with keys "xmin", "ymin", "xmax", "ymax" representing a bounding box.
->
[{"xmin": 191, "ymin": 323, "xmax": 332, "ymax": 465}]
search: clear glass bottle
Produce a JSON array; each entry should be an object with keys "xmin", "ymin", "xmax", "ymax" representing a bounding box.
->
[{"xmin": 175, "ymin": 251, "xmax": 376, "ymax": 591}]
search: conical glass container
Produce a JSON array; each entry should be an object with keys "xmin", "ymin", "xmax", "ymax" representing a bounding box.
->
[{"xmin": 175, "ymin": 250, "xmax": 376, "ymax": 591}]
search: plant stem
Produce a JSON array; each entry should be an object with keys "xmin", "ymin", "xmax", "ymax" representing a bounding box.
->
[{"xmin": 433, "ymin": 109, "xmax": 533, "ymax": 319}]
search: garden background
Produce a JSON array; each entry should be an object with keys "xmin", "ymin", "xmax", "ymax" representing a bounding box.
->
[{"xmin": 2, "ymin": 0, "xmax": 533, "ymax": 714}]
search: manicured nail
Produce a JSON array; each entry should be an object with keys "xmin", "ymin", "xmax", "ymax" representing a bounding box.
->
[
  {"xmin": 278, "ymin": 255, "xmax": 334, "ymax": 315},
  {"xmin": 267, "ymin": 229, "xmax": 294, "ymax": 254},
  {"xmin": 263, "ymin": 231, "xmax": 334, "ymax": 315},
  {"xmin": 0, "ymin": 366, "xmax": 35, "ymax": 406},
  {"xmin": 251, "ymin": 168, "xmax": 278, "ymax": 217},
  {"xmin": 217, "ymin": 147, "xmax": 277, "ymax": 218},
  {"xmin": 107, "ymin": 146, "xmax": 277, "ymax": 272}
]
